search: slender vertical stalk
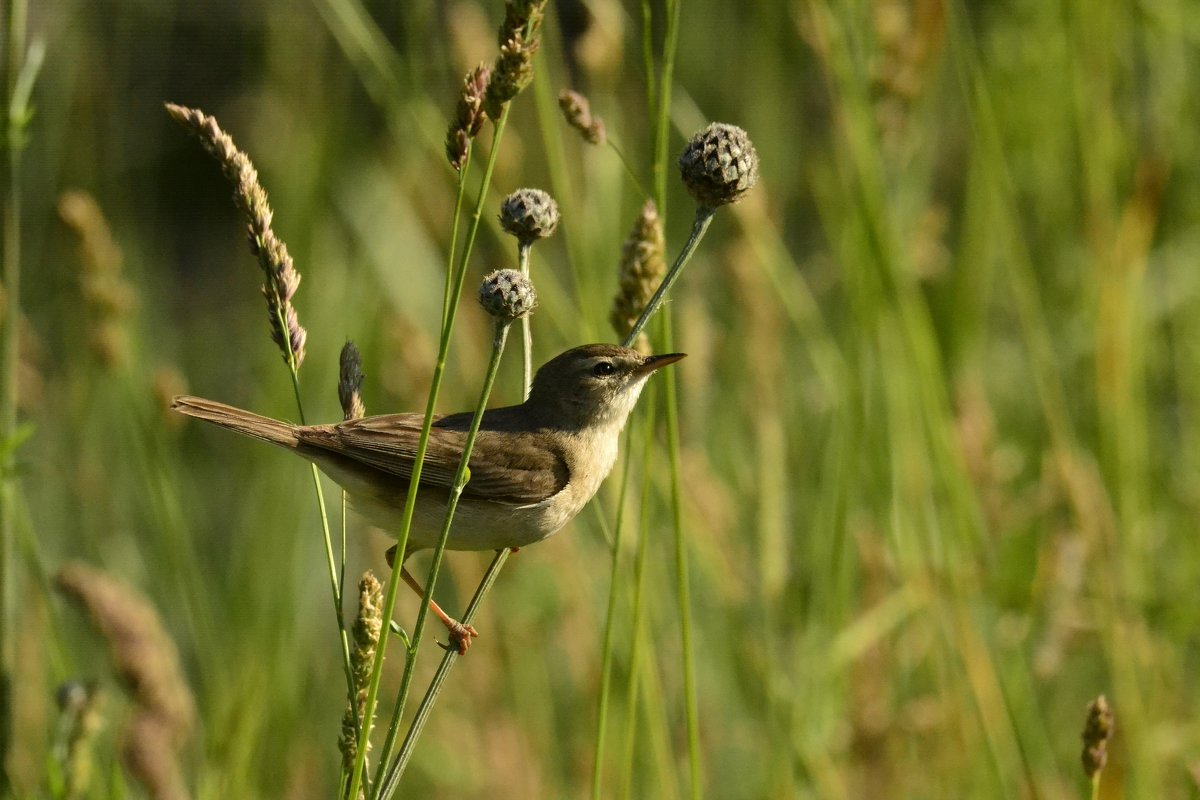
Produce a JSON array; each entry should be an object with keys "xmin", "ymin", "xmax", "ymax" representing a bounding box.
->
[
  {"xmin": 658, "ymin": 314, "xmax": 700, "ymax": 797},
  {"xmin": 376, "ymin": 546, "xmax": 510, "ymax": 798},
  {"xmin": 347, "ymin": 105, "xmax": 512, "ymax": 800},
  {"xmin": 0, "ymin": 1, "xmax": 31, "ymax": 787},
  {"xmin": 372, "ymin": 321, "xmax": 512, "ymax": 798},
  {"xmin": 618, "ymin": 405, "xmax": 659, "ymax": 799},
  {"xmin": 589, "ymin": 422, "xmax": 640, "ymax": 799},
  {"xmin": 638, "ymin": 1, "xmax": 702, "ymax": 794},
  {"xmin": 517, "ymin": 240, "xmax": 533, "ymax": 396}
]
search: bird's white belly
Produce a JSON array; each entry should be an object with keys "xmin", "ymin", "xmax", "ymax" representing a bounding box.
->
[{"xmin": 348, "ymin": 487, "xmax": 572, "ymax": 552}]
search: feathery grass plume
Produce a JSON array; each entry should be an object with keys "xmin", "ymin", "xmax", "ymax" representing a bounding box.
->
[
  {"xmin": 56, "ymin": 681, "xmax": 104, "ymax": 799},
  {"xmin": 123, "ymin": 712, "xmax": 189, "ymax": 800},
  {"xmin": 678, "ymin": 122, "xmax": 760, "ymax": 210},
  {"xmin": 478, "ymin": 269, "xmax": 537, "ymax": 322},
  {"xmin": 339, "ymin": 572, "xmax": 383, "ymax": 785},
  {"xmin": 609, "ymin": 200, "xmax": 665, "ymax": 353},
  {"xmin": 1081, "ymin": 694, "xmax": 1114, "ymax": 782},
  {"xmin": 498, "ymin": 188, "xmax": 560, "ymax": 246},
  {"xmin": 558, "ymin": 90, "xmax": 605, "ymax": 145},
  {"xmin": 55, "ymin": 563, "xmax": 196, "ymax": 745},
  {"xmin": 57, "ymin": 190, "xmax": 136, "ymax": 369},
  {"xmin": 56, "ymin": 564, "xmax": 194, "ymax": 799},
  {"xmin": 445, "ymin": 64, "xmax": 491, "ymax": 171},
  {"xmin": 163, "ymin": 103, "xmax": 307, "ymax": 368},
  {"xmin": 483, "ymin": 0, "xmax": 549, "ymax": 120},
  {"xmin": 339, "ymin": 341, "xmax": 366, "ymax": 421}
]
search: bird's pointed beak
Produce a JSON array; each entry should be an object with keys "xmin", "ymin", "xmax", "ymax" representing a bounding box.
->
[{"xmin": 636, "ymin": 352, "xmax": 687, "ymax": 375}]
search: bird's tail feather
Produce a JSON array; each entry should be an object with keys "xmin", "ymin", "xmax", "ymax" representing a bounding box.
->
[{"xmin": 171, "ymin": 395, "xmax": 300, "ymax": 448}]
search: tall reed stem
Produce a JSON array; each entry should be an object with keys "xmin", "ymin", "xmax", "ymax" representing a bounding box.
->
[
  {"xmin": 346, "ymin": 106, "xmax": 512, "ymax": 800},
  {"xmin": 0, "ymin": 1, "xmax": 34, "ymax": 787}
]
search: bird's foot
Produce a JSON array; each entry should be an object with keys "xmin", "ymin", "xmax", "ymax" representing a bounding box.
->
[{"xmin": 438, "ymin": 619, "xmax": 479, "ymax": 655}]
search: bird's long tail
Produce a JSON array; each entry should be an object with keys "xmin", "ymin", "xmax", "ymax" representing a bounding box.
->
[{"xmin": 171, "ymin": 395, "xmax": 301, "ymax": 449}]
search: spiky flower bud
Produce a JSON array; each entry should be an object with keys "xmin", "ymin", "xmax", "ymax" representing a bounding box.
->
[
  {"xmin": 610, "ymin": 200, "xmax": 666, "ymax": 352},
  {"xmin": 1081, "ymin": 695, "xmax": 1114, "ymax": 779},
  {"xmin": 445, "ymin": 64, "xmax": 491, "ymax": 171},
  {"xmin": 499, "ymin": 188, "xmax": 559, "ymax": 245},
  {"xmin": 558, "ymin": 90, "xmax": 605, "ymax": 145},
  {"xmin": 678, "ymin": 122, "xmax": 759, "ymax": 209},
  {"xmin": 478, "ymin": 269, "xmax": 537, "ymax": 322},
  {"xmin": 339, "ymin": 341, "xmax": 366, "ymax": 420}
]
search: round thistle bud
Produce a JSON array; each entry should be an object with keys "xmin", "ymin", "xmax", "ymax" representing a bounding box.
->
[
  {"xmin": 498, "ymin": 188, "xmax": 560, "ymax": 244},
  {"xmin": 678, "ymin": 122, "xmax": 759, "ymax": 209},
  {"xmin": 478, "ymin": 269, "xmax": 537, "ymax": 322}
]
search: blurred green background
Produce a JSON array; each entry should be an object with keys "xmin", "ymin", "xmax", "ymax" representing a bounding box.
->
[{"xmin": 8, "ymin": 0, "xmax": 1200, "ymax": 797}]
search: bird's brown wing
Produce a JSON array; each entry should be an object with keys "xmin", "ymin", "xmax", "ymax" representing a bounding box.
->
[{"xmin": 297, "ymin": 413, "xmax": 568, "ymax": 505}]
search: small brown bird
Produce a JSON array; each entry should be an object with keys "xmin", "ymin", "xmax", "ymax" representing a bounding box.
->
[{"xmin": 173, "ymin": 344, "xmax": 684, "ymax": 652}]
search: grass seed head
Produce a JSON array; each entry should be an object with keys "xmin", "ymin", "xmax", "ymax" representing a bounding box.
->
[
  {"xmin": 610, "ymin": 200, "xmax": 666, "ymax": 352},
  {"xmin": 339, "ymin": 340, "xmax": 366, "ymax": 420},
  {"xmin": 1081, "ymin": 694, "xmax": 1114, "ymax": 779},
  {"xmin": 558, "ymin": 90, "xmax": 606, "ymax": 145}
]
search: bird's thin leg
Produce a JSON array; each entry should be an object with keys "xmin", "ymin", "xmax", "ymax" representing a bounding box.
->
[{"xmin": 384, "ymin": 546, "xmax": 478, "ymax": 654}]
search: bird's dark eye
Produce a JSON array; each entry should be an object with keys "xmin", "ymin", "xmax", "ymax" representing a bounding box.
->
[{"xmin": 592, "ymin": 361, "xmax": 616, "ymax": 377}]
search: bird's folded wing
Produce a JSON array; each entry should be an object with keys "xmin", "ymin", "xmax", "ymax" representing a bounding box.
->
[{"xmin": 298, "ymin": 414, "xmax": 568, "ymax": 505}]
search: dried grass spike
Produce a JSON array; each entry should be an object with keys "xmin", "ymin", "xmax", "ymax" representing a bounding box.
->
[
  {"xmin": 558, "ymin": 90, "xmax": 605, "ymax": 145},
  {"xmin": 339, "ymin": 341, "xmax": 366, "ymax": 420},
  {"xmin": 339, "ymin": 572, "xmax": 383, "ymax": 775},
  {"xmin": 55, "ymin": 563, "xmax": 196, "ymax": 744},
  {"xmin": 164, "ymin": 103, "xmax": 307, "ymax": 368},
  {"xmin": 445, "ymin": 64, "xmax": 491, "ymax": 171},
  {"xmin": 1081, "ymin": 694, "xmax": 1114, "ymax": 780},
  {"xmin": 484, "ymin": 33, "xmax": 539, "ymax": 120},
  {"xmin": 610, "ymin": 200, "xmax": 666, "ymax": 352}
]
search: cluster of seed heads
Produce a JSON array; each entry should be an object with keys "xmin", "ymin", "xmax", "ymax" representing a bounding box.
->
[
  {"xmin": 678, "ymin": 122, "xmax": 760, "ymax": 210},
  {"xmin": 478, "ymin": 269, "xmax": 537, "ymax": 322},
  {"xmin": 339, "ymin": 571, "xmax": 383, "ymax": 773}
]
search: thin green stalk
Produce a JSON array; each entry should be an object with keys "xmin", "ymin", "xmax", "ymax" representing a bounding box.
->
[
  {"xmin": 590, "ymin": 424, "xmax": 640, "ymax": 800},
  {"xmin": 346, "ymin": 105, "xmax": 512, "ymax": 800},
  {"xmin": 1090, "ymin": 774, "xmax": 1100, "ymax": 800},
  {"xmin": 622, "ymin": 207, "xmax": 714, "ymax": 346},
  {"xmin": 442, "ymin": 156, "xmax": 471, "ymax": 330},
  {"xmin": 0, "ymin": 3, "xmax": 35, "ymax": 787},
  {"xmin": 372, "ymin": 321, "xmax": 513, "ymax": 797},
  {"xmin": 635, "ymin": 1, "xmax": 702, "ymax": 794},
  {"xmin": 376, "ymin": 546, "xmax": 510, "ymax": 797},
  {"xmin": 607, "ymin": 139, "xmax": 651, "ymax": 200},
  {"xmin": 660, "ymin": 313, "xmax": 700, "ymax": 798},
  {"xmin": 618, "ymin": 406, "xmax": 659, "ymax": 800},
  {"xmin": 279, "ymin": 324, "xmax": 357, "ymax": 718}
]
